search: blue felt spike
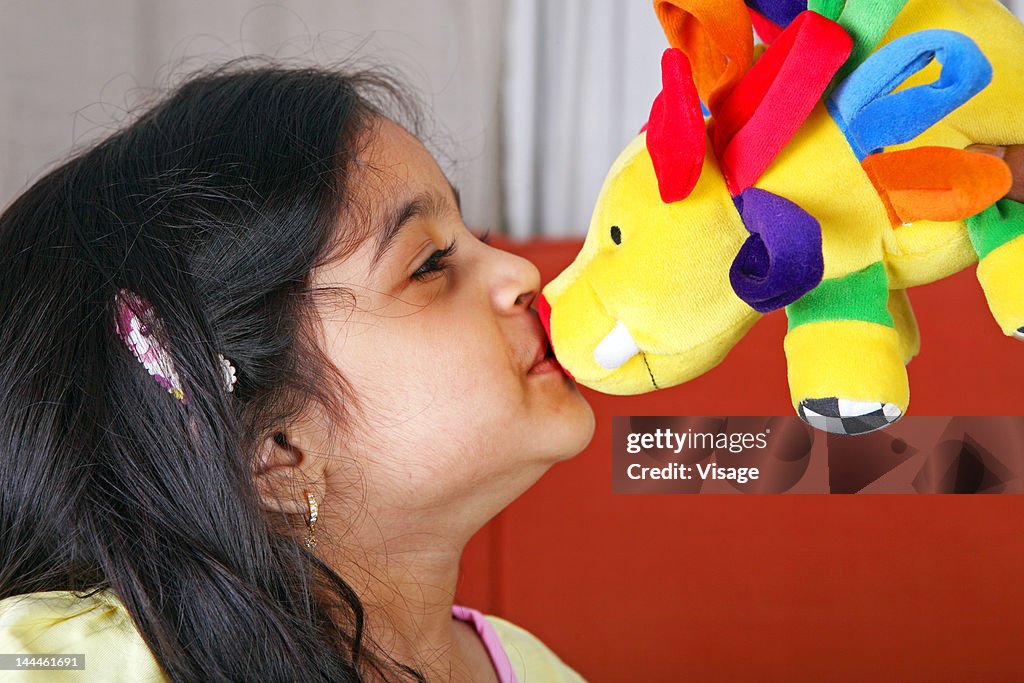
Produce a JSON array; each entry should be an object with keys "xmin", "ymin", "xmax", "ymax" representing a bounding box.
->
[{"xmin": 825, "ymin": 29, "xmax": 992, "ymax": 160}]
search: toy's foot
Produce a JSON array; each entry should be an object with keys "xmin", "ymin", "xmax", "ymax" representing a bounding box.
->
[
  {"xmin": 798, "ymin": 397, "xmax": 903, "ymax": 435},
  {"xmin": 975, "ymin": 233, "xmax": 1024, "ymax": 337},
  {"xmin": 785, "ymin": 319, "xmax": 909, "ymax": 434}
]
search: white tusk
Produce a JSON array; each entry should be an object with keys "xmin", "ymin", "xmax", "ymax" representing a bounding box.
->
[{"xmin": 594, "ymin": 320, "xmax": 640, "ymax": 370}]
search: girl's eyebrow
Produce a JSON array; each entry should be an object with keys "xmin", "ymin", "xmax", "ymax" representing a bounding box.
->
[{"xmin": 369, "ymin": 184, "xmax": 461, "ymax": 273}]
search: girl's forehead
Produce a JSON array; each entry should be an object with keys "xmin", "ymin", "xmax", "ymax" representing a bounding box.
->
[
  {"xmin": 317, "ymin": 121, "xmax": 455, "ymax": 284},
  {"xmin": 346, "ymin": 120, "xmax": 453, "ymax": 224},
  {"xmin": 359, "ymin": 118, "xmax": 441, "ymax": 181}
]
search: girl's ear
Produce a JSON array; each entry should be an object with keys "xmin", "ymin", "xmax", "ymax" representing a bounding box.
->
[
  {"xmin": 253, "ymin": 431, "xmax": 318, "ymax": 515},
  {"xmin": 652, "ymin": 0, "xmax": 753, "ymax": 112}
]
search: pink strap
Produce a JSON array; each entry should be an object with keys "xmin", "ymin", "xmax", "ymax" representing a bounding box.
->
[{"xmin": 451, "ymin": 604, "xmax": 518, "ymax": 683}]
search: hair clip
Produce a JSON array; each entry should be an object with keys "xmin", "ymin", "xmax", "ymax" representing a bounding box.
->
[
  {"xmin": 218, "ymin": 353, "xmax": 237, "ymax": 393},
  {"xmin": 114, "ymin": 288, "xmax": 238, "ymax": 403}
]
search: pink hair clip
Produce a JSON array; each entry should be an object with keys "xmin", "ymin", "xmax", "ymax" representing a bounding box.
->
[{"xmin": 114, "ymin": 288, "xmax": 237, "ymax": 404}]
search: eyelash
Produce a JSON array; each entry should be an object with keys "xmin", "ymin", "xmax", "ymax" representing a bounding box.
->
[
  {"xmin": 412, "ymin": 241, "xmax": 457, "ymax": 281},
  {"xmin": 410, "ymin": 229, "xmax": 493, "ymax": 281}
]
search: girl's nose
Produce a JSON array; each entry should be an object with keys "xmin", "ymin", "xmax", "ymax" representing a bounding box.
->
[{"xmin": 492, "ymin": 249, "xmax": 541, "ymax": 312}]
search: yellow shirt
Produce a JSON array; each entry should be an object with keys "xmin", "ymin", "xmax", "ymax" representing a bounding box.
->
[
  {"xmin": 0, "ymin": 590, "xmax": 587, "ymax": 682},
  {"xmin": 0, "ymin": 591, "xmax": 164, "ymax": 682}
]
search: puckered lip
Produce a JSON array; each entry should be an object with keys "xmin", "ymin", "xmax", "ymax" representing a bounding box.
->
[
  {"xmin": 526, "ymin": 312, "xmax": 557, "ymax": 373},
  {"xmin": 528, "ymin": 332, "xmax": 556, "ymax": 372}
]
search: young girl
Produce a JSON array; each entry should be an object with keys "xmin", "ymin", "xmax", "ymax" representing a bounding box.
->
[{"xmin": 0, "ymin": 60, "xmax": 594, "ymax": 682}]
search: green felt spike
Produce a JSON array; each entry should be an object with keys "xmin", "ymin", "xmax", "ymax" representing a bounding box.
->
[
  {"xmin": 812, "ymin": 0, "xmax": 910, "ymax": 85},
  {"xmin": 833, "ymin": 0, "xmax": 909, "ymax": 80},
  {"xmin": 967, "ymin": 198, "xmax": 1024, "ymax": 260},
  {"xmin": 808, "ymin": 0, "xmax": 845, "ymax": 21}
]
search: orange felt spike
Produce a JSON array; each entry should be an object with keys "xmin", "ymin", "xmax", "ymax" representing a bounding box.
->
[
  {"xmin": 653, "ymin": 0, "xmax": 753, "ymax": 112},
  {"xmin": 861, "ymin": 147, "xmax": 1012, "ymax": 226}
]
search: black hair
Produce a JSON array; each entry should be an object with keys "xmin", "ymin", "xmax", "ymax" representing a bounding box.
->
[{"xmin": 0, "ymin": 57, "xmax": 426, "ymax": 682}]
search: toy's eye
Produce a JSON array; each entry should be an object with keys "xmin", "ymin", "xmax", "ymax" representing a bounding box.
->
[{"xmin": 610, "ymin": 225, "xmax": 621, "ymax": 245}]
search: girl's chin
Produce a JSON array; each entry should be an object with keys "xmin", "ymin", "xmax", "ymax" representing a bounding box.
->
[{"xmin": 547, "ymin": 399, "xmax": 597, "ymax": 461}]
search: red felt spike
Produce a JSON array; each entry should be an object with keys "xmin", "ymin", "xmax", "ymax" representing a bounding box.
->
[
  {"xmin": 646, "ymin": 48, "xmax": 706, "ymax": 204},
  {"xmin": 711, "ymin": 11, "xmax": 852, "ymax": 195},
  {"xmin": 749, "ymin": 7, "xmax": 783, "ymax": 45}
]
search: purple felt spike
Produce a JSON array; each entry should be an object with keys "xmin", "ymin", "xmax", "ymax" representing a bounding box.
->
[
  {"xmin": 729, "ymin": 187, "xmax": 823, "ymax": 313},
  {"xmin": 745, "ymin": 0, "xmax": 807, "ymax": 29}
]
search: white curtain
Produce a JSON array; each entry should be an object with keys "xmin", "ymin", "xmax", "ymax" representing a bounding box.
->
[
  {"xmin": 0, "ymin": 0, "xmax": 505, "ymax": 232},
  {"xmin": 502, "ymin": 0, "xmax": 1024, "ymax": 239},
  {"xmin": 502, "ymin": 0, "xmax": 666, "ymax": 239}
]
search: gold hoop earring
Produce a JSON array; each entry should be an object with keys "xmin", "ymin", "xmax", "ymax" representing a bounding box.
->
[{"xmin": 305, "ymin": 491, "xmax": 319, "ymax": 549}]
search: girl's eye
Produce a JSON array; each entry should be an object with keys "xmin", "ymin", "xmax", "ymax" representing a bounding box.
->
[
  {"xmin": 478, "ymin": 228, "xmax": 493, "ymax": 245},
  {"xmin": 412, "ymin": 240, "xmax": 457, "ymax": 281}
]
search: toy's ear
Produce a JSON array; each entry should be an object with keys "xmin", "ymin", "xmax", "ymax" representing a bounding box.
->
[
  {"xmin": 729, "ymin": 187, "xmax": 824, "ymax": 313},
  {"xmin": 653, "ymin": 0, "xmax": 753, "ymax": 112},
  {"xmin": 646, "ymin": 48, "xmax": 706, "ymax": 204}
]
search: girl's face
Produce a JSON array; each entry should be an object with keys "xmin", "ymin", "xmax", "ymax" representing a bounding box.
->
[{"xmin": 305, "ymin": 118, "xmax": 595, "ymax": 514}]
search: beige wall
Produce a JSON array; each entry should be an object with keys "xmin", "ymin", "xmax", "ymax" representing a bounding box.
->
[{"xmin": 0, "ymin": 0, "xmax": 505, "ymax": 231}]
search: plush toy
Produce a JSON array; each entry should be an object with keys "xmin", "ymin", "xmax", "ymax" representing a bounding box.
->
[{"xmin": 537, "ymin": 0, "xmax": 1024, "ymax": 435}]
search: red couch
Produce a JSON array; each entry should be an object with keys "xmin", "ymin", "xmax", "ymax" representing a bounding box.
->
[{"xmin": 456, "ymin": 237, "xmax": 1024, "ymax": 682}]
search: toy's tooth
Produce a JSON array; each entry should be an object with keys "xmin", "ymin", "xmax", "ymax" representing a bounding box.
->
[{"xmin": 594, "ymin": 320, "xmax": 640, "ymax": 370}]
